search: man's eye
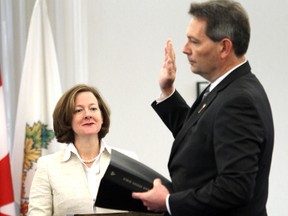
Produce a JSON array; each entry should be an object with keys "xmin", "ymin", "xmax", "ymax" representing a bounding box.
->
[{"xmin": 190, "ymin": 40, "xmax": 198, "ymax": 44}]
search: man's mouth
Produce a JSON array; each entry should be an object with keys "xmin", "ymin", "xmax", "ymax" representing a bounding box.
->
[{"xmin": 189, "ymin": 60, "xmax": 196, "ymax": 65}]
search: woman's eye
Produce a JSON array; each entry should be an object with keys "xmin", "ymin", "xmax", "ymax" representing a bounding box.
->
[
  {"xmin": 74, "ymin": 109, "xmax": 82, "ymax": 113},
  {"xmin": 90, "ymin": 107, "xmax": 98, "ymax": 111}
]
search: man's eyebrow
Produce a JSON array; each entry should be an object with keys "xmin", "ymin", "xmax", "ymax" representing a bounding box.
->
[{"xmin": 188, "ymin": 36, "xmax": 200, "ymax": 41}]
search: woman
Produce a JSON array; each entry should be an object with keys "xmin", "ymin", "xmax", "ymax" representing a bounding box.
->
[{"xmin": 28, "ymin": 84, "xmax": 132, "ymax": 216}]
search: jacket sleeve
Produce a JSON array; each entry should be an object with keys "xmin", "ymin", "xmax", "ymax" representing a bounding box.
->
[
  {"xmin": 151, "ymin": 90, "xmax": 190, "ymax": 137},
  {"xmin": 28, "ymin": 157, "xmax": 53, "ymax": 216}
]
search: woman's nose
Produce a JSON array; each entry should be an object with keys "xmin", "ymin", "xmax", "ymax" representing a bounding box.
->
[{"xmin": 84, "ymin": 112, "xmax": 92, "ymax": 119}]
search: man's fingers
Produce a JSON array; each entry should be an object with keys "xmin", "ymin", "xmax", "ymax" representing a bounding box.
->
[
  {"xmin": 167, "ymin": 40, "xmax": 175, "ymax": 60},
  {"xmin": 132, "ymin": 192, "xmax": 142, "ymax": 199},
  {"xmin": 153, "ymin": 178, "xmax": 162, "ymax": 186}
]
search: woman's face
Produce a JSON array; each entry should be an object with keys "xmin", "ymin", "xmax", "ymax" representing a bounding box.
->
[{"xmin": 72, "ymin": 91, "xmax": 103, "ymax": 139}]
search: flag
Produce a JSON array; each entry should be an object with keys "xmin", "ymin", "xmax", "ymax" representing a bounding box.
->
[
  {"xmin": 11, "ymin": 0, "xmax": 62, "ymax": 215},
  {"xmin": 0, "ymin": 73, "xmax": 16, "ymax": 216}
]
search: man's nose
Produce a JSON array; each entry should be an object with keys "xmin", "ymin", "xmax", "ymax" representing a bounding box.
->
[{"xmin": 182, "ymin": 41, "xmax": 190, "ymax": 55}]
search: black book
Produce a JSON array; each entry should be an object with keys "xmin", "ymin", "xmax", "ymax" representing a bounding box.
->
[{"xmin": 95, "ymin": 149, "xmax": 172, "ymax": 212}]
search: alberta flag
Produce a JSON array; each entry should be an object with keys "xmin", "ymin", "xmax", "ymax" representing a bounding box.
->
[
  {"xmin": 0, "ymin": 73, "xmax": 16, "ymax": 216},
  {"xmin": 11, "ymin": 0, "xmax": 62, "ymax": 215}
]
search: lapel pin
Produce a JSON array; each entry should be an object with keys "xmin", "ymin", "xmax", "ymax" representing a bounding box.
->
[{"xmin": 198, "ymin": 103, "xmax": 207, "ymax": 113}]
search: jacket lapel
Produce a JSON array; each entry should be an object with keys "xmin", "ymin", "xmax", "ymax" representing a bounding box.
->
[{"xmin": 168, "ymin": 61, "xmax": 252, "ymax": 162}]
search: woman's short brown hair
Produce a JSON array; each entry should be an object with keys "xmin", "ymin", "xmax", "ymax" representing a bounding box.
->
[{"xmin": 53, "ymin": 84, "xmax": 110, "ymax": 144}]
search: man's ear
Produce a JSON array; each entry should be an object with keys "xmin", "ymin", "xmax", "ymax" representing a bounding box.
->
[{"xmin": 219, "ymin": 38, "xmax": 233, "ymax": 58}]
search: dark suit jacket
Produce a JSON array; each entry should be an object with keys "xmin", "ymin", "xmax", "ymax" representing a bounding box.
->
[{"xmin": 152, "ymin": 62, "xmax": 274, "ymax": 216}]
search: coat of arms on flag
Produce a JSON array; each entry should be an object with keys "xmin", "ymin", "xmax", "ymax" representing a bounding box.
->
[{"xmin": 20, "ymin": 122, "xmax": 55, "ymax": 214}]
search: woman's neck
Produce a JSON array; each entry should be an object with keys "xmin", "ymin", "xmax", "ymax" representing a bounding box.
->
[{"xmin": 74, "ymin": 136, "xmax": 101, "ymax": 159}]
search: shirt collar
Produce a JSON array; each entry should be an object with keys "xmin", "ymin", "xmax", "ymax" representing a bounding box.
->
[
  {"xmin": 62, "ymin": 139, "xmax": 111, "ymax": 162},
  {"xmin": 209, "ymin": 60, "xmax": 247, "ymax": 92}
]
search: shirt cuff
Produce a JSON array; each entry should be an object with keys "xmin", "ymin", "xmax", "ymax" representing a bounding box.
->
[
  {"xmin": 166, "ymin": 194, "xmax": 172, "ymax": 215},
  {"xmin": 155, "ymin": 88, "xmax": 175, "ymax": 104}
]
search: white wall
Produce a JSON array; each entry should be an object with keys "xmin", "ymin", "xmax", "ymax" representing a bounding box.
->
[
  {"xmin": 86, "ymin": 0, "xmax": 195, "ymax": 178},
  {"xmin": 4, "ymin": 0, "xmax": 287, "ymax": 215}
]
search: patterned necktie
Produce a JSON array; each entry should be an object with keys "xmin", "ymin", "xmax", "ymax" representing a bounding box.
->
[{"xmin": 201, "ymin": 86, "xmax": 210, "ymax": 102}]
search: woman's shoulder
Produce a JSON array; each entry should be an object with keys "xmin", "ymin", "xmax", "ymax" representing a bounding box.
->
[{"xmin": 37, "ymin": 148, "xmax": 66, "ymax": 163}]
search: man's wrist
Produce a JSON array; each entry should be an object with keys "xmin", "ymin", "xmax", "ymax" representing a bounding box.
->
[
  {"xmin": 156, "ymin": 88, "xmax": 175, "ymax": 104},
  {"xmin": 161, "ymin": 87, "xmax": 175, "ymax": 98}
]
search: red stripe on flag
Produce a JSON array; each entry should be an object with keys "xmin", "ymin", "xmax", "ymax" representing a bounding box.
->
[{"xmin": 0, "ymin": 154, "xmax": 14, "ymax": 206}]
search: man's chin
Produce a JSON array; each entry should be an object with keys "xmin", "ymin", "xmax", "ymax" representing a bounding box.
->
[{"xmin": 190, "ymin": 66, "xmax": 199, "ymax": 74}]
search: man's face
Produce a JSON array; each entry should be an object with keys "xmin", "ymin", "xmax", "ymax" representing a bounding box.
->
[{"xmin": 183, "ymin": 17, "xmax": 222, "ymax": 81}]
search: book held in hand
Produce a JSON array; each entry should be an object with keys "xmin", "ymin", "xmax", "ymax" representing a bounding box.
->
[{"xmin": 95, "ymin": 149, "xmax": 172, "ymax": 212}]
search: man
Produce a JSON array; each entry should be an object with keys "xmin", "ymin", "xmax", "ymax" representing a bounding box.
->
[{"xmin": 132, "ymin": 0, "xmax": 274, "ymax": 215}]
